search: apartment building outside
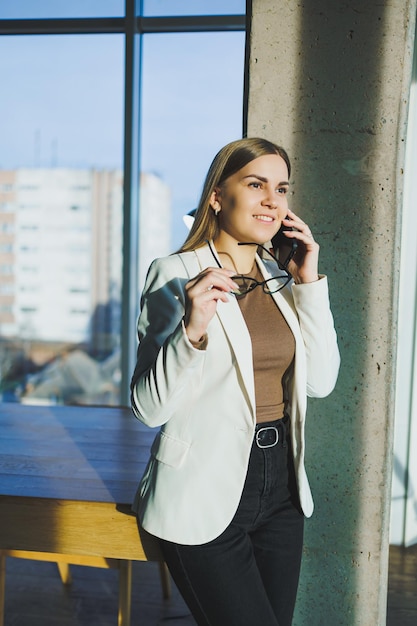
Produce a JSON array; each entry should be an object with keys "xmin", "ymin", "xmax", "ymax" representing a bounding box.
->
[{"xmin": 0, "ymin": 167, "xmax": 170, "ymax": 403}]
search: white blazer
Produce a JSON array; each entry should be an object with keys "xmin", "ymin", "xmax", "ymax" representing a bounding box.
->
[{"xmin": 131, "ymin": 242, "xmax": 340, "ymax": 545}]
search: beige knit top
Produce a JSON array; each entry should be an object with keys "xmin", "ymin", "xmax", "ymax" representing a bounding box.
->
[{"xmin": 237, "ymin": 264, "xmax": 295, "ymax": 423}]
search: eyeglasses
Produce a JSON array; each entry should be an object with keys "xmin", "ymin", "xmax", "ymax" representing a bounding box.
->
[{"xmin": 206, "ymin": 240, "xmax": 292, "ymax": 298}]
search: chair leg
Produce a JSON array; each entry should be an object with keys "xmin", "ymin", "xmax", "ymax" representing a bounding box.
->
[
  {"xmin": 57, "ymin": 562, "xmax": 72, "ymax": 585},
  {"xmin": 0, "ymin": 553, "xmax": 5, "ymax": 626},
  {"xmin": 118, "ymin": 560, "xmax": 132, "ymax": 626},
  {"xmin": 158, "ymin": 561, "xmax": 171, "ymax": 599}
]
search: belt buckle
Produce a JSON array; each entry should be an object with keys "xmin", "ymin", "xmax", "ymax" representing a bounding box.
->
[{"xmin": 255, "ymin": 426, "xmax": 279, "ymax": 449}]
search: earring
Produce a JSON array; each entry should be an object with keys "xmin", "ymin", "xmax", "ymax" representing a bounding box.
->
[{"xmin": 215, "ymin": 208, "xmax": 220, "ymax": 216}]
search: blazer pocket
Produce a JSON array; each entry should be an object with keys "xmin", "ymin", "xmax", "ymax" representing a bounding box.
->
[{"xmin": 151, "ymin": 431, "xmax": 191, "ymax": 468}]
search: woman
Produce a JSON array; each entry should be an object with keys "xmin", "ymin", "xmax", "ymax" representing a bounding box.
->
[{"xmin": 131, "ymin": 137, "xmax": 340, "ymax": 625}]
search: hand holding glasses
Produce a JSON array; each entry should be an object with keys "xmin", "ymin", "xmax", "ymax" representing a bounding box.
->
[{"xmin": 206, "ymin": 240, "xmax": 292, "ymax": 299}]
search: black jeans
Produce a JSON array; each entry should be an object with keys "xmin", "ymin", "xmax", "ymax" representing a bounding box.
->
[{"xmin": 159, "ymin": 417, "xmax": 305, "ymax": 626}]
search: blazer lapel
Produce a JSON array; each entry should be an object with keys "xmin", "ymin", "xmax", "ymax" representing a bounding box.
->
[
  {"xmin": 255, "ymin": 254, "xmax": 302, "ymax": 342},
  {"xmin": 193, "ymin": 245, "xmax": 256, "ymax": 418}
]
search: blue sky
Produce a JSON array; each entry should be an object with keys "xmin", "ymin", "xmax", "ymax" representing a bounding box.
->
[{"xmin": 0, "ymin": 35, "xmax": 125, "ymax": 170}]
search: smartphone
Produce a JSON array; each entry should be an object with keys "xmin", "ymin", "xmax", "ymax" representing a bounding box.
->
[{"xmin": 271, "ymin": 222, "xmax": 298, "ymax": 268}]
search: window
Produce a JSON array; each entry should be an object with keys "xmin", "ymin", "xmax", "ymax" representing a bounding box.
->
[{"xmin": 0, "ymin": 1, "xmax": 246, "ymax": 406}]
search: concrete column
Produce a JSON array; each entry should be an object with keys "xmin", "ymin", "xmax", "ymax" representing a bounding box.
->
[{"xmin": 247, "ymin": 1, "xmax": 416, "ymax": 624}]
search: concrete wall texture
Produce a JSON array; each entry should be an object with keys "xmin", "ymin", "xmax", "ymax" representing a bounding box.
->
[{"xmin": 247, "ymin": 1, "xmax": 416, "ymax": 624}]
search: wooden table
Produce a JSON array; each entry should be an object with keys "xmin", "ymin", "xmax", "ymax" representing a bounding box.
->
[{"xmin": 0, "ymin": 403, "xmax": 169, "ymax": 626}]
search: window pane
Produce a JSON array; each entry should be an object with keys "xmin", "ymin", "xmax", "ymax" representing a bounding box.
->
[
  {"xmin": 139, "ymin": 31, "xmax": 245, "ymax": 287},
  {"xmin": 0, "ymin": 0, "xmax": 124, "ymax": 19},
  {"xmin": 0, "ymin": 35, "xmax": 124, "ymax": 406},
  {"xmin": 143, "ymin": 0, "xmax": 246, "ymax": 17}
]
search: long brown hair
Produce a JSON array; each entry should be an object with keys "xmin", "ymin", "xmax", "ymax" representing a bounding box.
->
[{"xmin": 179, "ymin": 137, "xmax": 291, "ymax": 253}]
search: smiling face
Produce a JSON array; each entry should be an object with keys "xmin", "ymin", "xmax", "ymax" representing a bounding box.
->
[{"xmin": 210, "ymin": 154, "xmax": 290, "ymax": 251}]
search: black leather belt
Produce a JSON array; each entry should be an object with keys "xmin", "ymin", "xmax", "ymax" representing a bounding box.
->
[
  {"xmin": 255, "ymin": 426, "xmax": 279, "ymax": 448},
  {"xmin": 254, "ymin": 415, "xmax": 289, "ymax": 449}
]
